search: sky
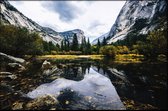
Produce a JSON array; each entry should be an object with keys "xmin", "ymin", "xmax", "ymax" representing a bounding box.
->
[{"xmin": 9, "ymin": 1, "xmax": 125, "ymax": 42}]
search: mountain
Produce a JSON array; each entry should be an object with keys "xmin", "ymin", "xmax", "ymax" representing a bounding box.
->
[
  {"xmin": 59, "ymin": 29, "xmax": 86, "ymax": 44},
  {"xmin": 93, "ymin": 0, "xmax": 167, "ymax": 44},
  {"xmin": 91, "ymin": 32, "xmax": 109, "ymax": 45},
  {"xmin": 0, "ymin": 0, "xmax": 63, "ymax": 45}
]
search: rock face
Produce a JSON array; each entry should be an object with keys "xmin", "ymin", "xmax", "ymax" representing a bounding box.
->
[
  {"xmin": 93, "ymin": 0, "xmax": 167, "ymax": 44},
  {"xmin": 0, "ymin": 0, "xmax": 63, "ymax": 45},
  {"xmin": 59, "ymin": 29, "xmax": 86, "ymax": 44}
]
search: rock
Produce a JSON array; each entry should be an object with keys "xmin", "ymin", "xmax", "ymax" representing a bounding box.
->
[
  {"xmin": 0, "ymin": 72, "xmax": 17, "ymax": 79},
  {"xmin": 84, "ymin": 96, "xmax": 92, "ymax": 103},
  {"xmin": 0, "ymin": 52, "xmax": 25, "ymax": 64},
  {"xmin": 0, "ymin": 72, "xmax": 13, "ymax": 75},
  {"xmin": 42, "ymin": 66, "xmax": 62, "ymax": 76},
  {"xmin": 65, "ymin": 100, "xmax": 69, "ymax": 104},
  {"xmin": 41, "ymin": 60, "xmax": 52, "ymax": 70},
  {"xmin": 25, "ymin": 94, "xmax": 58, "ymax": 110},
  {"xmin": 8, "ymin": 63, "xmax": 26, "ymax": 72},
  {"xmin": 12, "ymin": 101, "xmax": 24, "ymax": 110},
  {"xmin": 0, "ymin": 83, "xmax": 14, "ymax": 92}
]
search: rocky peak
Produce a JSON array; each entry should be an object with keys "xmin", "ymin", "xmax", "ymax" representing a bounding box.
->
[{"xmin": 93, "ymin": 0, "xmax": 167, "ymax": 44}]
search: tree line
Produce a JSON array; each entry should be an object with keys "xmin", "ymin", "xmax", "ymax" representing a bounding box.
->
[{"xmin": 95, "ymin": 17, "xmax": 167, "ymax": 61}]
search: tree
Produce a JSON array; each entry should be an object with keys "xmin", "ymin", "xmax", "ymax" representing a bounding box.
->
[
  {"xmin": 102, "ymin": 37, "xmax": 107, "ymax": 46},
  {"xmin": 100, "ymin": 45, "xmax": 116, "ymax": 59},
  {"xmin": 71, "ymin": 34, "xmax": 79, "ymax": 51},
  {"xmin": 64, "ymin": 40, "xmax": 67, "ymax": 51},
  {"xmin": 86, "ymin": 38, "xmax": 91, "ymax": 54},
  {"xmin": 61, "ymin": 40, "xmax": 64, "ymax": 51},
  {"xmin": 0, "ymin": 25, "xmax": 43, "ymax": 57},
  {"xmin": 67, "ymin": 41, "xmax": 70, "ymax": 51},
  {"xmin": 133, "ymin": 28, "xmax": 167, "ymax": 60},
  {"xmin": 96, "ymin": 39, "xmax": 101, "ymax": 54}
]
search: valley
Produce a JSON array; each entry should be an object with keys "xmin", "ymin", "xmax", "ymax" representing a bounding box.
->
[{"xmin": 0, "ymin": 0, "xmax": 167, "ymax": 110}]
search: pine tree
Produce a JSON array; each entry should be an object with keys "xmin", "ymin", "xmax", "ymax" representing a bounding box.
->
[
  {"xmin": 67, "ymin": 41, "xmax": 70, "ymax": 51},
  {"xmin": 61, "ymin": 40, "xmax": 64, "ymax": 51},
  {"xmin": 71, "ymin": 34, "xmax": 79, "ymax": 51},
  {"xmin": 97, "ymin": 39, "xmax": 101, "ymax": 54},
  {"xmin": 80, "ymin": 38, "xmax": 84, "ymax": 53},
  {"xmin": 102, "ymin": 37, "xmax": 107, "ymax": 46},
  {"xmin": 87, "ymin": 38, "xmax": 91, "ymax": 54},
  {"xmin": 64, "ymin": 40, "xmax": 67, "ymax": 51}
]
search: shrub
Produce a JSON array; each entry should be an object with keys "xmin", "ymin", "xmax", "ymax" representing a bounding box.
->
[{"xmin": 99, "ymin": 45, "xmax": 116, "ymax": 58}]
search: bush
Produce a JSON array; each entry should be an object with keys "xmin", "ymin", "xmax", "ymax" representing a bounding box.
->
[
  {"xmin": 99, "ymin": 45, "xmax": 116, "ymax": 58},
  {"xmin": 116, "ymin": 46, "xmax": 129, "ymax": 54},
  {"xmin": 0, "ymin": 25, "xmax": 43, "ymax": 57}
]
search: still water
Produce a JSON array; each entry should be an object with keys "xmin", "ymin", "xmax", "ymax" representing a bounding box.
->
[
  {"xmin": 0, "ymin": 58, "xmax": 167, "ymax": 110},
  {"xmin": 27, "ymin": 59, "xmax": 167, "ymax": 109}
]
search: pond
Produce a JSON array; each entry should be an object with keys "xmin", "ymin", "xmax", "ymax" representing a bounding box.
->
[{"xmin": 0, "ymin": 58, "xmax": 167, "ymax": 110}]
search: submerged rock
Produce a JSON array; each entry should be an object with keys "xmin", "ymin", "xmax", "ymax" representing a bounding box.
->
[{"xmin": 25, "ymin": 94, "xmax": 58, "ymax": 110}]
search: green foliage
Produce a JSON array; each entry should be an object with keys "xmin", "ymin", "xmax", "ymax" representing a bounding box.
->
[
  {"xmin": 132, "ymin": 27, "xmax": 167, "ymax": 60},
  {"xmin": 116, "ymin": 46, "xmax": 129, "ymax": 54},
  {"xmin": 132, "ymin": 18, "xmax": 148, "ymax": 31},
  {"xmin": 80, "ymin": 37, "xmax": 87, "ymax": 54},
  {"xmin": 102, "ymin": 37, "xmax": 107, "ymax": 46},
  {"xmin": 71, "ymin": 34, "xmax": 79, "ymax": 51},
  {"xmin": 99, "ymin": 45, "xmax": 116, "ymax": 58},
  {"xmin": 86, "ymin": 38, "xmax": 92, "ymax": 54},
  {"xmin": 0, "ymin": 25, "xmax": 43, "ymax": 57},
  {"xmin": 96, "ymin": 39, "xmax": 101, "ymax": 54}
]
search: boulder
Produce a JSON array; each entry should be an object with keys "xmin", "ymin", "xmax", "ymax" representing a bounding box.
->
[
  {"xmin": 0, "ymin": 72, "xmax": 13, "ymax": 75},
  {"xmin": 25, "ymin": 94, "xmax": 58, "ymax": 110},
  {"xmin": 0, "ymin": 72, "xmax": 17, "ymax": 79},
  {"xmin": 41, "ymin": 60, "xmax": 52, "ymax": 70},
  {"xmin": 0, "ymin": 52, "xmax": 25, "ymax": 64},
  {"xmin": 12, "ymin": 101, "xmax": 24, "ymax": 110},
  {"xmin": 8, "ymin": 63, "xmax": 26, "ymax": 72}
]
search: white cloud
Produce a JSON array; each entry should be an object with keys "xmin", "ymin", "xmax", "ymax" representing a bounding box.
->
[{"xmin": 9, "ymin": 1, "xmax": 125, "ymax": 42}]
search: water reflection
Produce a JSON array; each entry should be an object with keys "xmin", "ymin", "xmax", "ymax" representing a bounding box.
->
[{"xmin": 27, "ymin": 67, "xmax": 125, "ymax": 110}]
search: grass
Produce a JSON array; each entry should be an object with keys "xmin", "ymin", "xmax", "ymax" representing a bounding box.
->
[
  {"xmin": 36, "ymin": 54, "xmax": 145, "ymax": 63},
  {"xmin": 37, "ymin": 55, "xmax": 104, "ymax": 60},
  {"xmin": 115, "ymin": 54, "xmax": 144, "ymax": 63}
]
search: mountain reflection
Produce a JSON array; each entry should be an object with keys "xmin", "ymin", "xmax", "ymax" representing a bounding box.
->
[{"xmin": 27, "ymin": 65, "xmax": 125, "ymax": 110}]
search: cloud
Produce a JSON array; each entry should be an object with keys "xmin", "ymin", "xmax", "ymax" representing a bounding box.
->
[
  {"xmin": 9, "ymin": 1, "xmax": 126, "ymax": 42},
  {"xmin": 42, "ymin": 1, "xmax": 82, "ymax": 22},
  {"xmin": 88, "ymin": 21, "xmax": 105, "ymax": 30}
]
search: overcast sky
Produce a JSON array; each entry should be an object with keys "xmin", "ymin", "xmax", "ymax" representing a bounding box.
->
[{"xmin": 9, "ymin": 1, "xmax": 125, "ymax": 42}]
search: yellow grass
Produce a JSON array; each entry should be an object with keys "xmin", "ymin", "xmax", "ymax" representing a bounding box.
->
[
  {"xmin": 37, "ymin": 54, "xmax": 144, "ymax": 63},
  {"xmin": 115, "ymin": 54, "xmax": 144, "ymax": 63},
  {"xmin": 37, "ymin": 55, "xmax": 104, "ymax": 60}
]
